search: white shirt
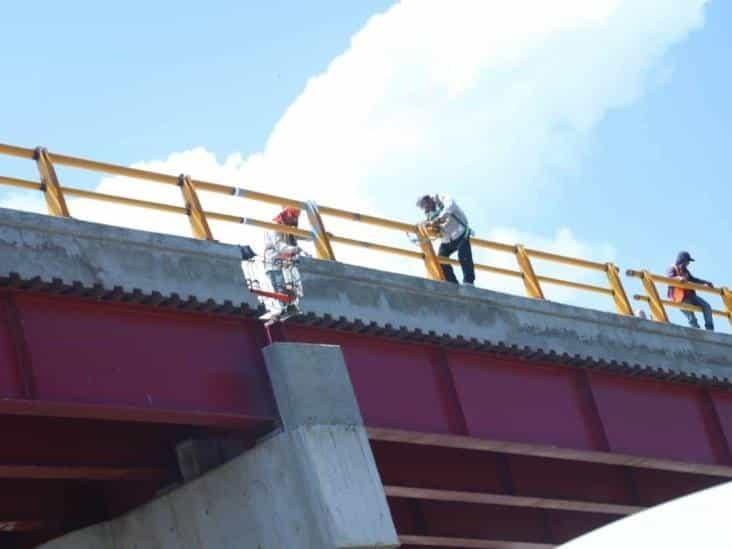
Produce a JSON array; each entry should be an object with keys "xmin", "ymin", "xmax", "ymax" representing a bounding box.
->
[
  {"xmin": 263, "ymin": 230, "xmax": 299, "ymax": 271},
  {"xmin": 432, "ymin": 194, "xmax": 470, "ymax": 243}
]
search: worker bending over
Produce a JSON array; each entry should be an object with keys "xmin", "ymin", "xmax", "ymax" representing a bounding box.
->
[
  {"xmin": 667, "ymin": 250, "xmax": 715, "ymax": 331},
  {"xmin": 416, "ymin": 194, "xmax": 475, "ymax": 285},
  {"xmin": 264, "ymin": 207, "xmax": 303, "ymax": 294}
]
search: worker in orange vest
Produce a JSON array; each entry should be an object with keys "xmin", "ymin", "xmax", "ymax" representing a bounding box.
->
[{"xmin": 667, "ymin": 251, "xmax": 715, "ymax": 331}]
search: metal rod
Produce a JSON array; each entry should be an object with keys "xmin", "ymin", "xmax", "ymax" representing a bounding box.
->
[
  {"xmin": 626, "ymin": 269, "xmax": 722, "ymax": 297},
  {"xmin": 206, "ymin": 211, "xmax": 312, "ymax": 239},
  {"xmin": 634, "ymin": 295, "xmax": 730, "ymax": 319},
  {"xmin": 515, "ymin": 244, "xmax": 544, "ymax": 299},
  {"xmin": 416, "ymin": 224, "xmax": 446, "ymax": 281},
  {"xmin": 34, "ymin": 148, "xmax": 70, "ymax": 217},
  {"xmin": 49, "ymin": 152, "xmax": 181, "ymax": 186},
  {"xmin": 536, "ymin": 275, "xmax": 614, "ymax": 296},
  {"xmin": 329, "ymin": 234, "xmax": 424, "ymax": 260},
  {"xmin": 62, "ymin": 187, "xmax": 186, "ymax": 214},
  {"xmin": 0, "ymin": 176, "xmax": 42, "ymax": 191},
  {"xmin": 178, "ymin": 174, "xmax": 214, "ymax": 240},
  {"xmin": 605, "ymin": 262, "xmax": 634, "ymax": 316},
  {"xmin": 0, "ymin": 143, "xmax": 35, "ymax": 159},
  {"xmin": 471, "ymin": 238, "xmax": 515, "ymax": 253},
  {"xmin": 526, "ymin": 248, "xmax": 607, "ymax": 272},
  {"xmin": 304, "ymin": 200, "xmax": 335, "ymax": 260},
  {"xmin": 636, "ymin": 270, "xmax": 669, "ymax": 322},
  {"xmin": 318, "ymin": 205, "xmax": 415, "ymax": 232}
]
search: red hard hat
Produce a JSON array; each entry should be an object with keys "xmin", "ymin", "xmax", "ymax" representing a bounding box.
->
[{"xmin": 274, "ymin": 207, "xmax": 301, "ymax": 224}]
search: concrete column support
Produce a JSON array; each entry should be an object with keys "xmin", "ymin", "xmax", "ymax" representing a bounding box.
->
[{"xmin": 41, "ymin": 343, "xmax": 398, "ymax": 549}]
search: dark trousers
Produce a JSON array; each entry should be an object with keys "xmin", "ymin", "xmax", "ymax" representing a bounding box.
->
[
  {"xmin": 438, "ymin": 234, "xmax": 475, "ymax": 284},
  {"xmin": 682, "ymin": 293, "xmax": 714, "ymax": 331}
]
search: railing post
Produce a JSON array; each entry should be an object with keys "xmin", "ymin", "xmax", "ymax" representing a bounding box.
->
[
  {"xmin": 178, "ymin": 175, "xmax": 213, "ymax": 240},
  {"xmin": 515, "ymin": 245, "xmax": 544, "ymax": 299},
  {"xmin": 639, "ymin": 270, "xmax": 669, "ymax": 322},
  {"xmin": 304, "ymin": 201, "xmax": 335, "ymax": 260},
  {"xmin": 416, "ymin": 224, "xmax": 445, "ymax": 281},
  {"xmin": 605, "ymin": 263, "xmax": 633, "ymax": 316},
  {"xmin": 721, "ymin": 288, "xmax": 732, "ymax": 327},
  {"xmin": 33, "ymin": 147, "xmax": 70, "ymax": 217}
]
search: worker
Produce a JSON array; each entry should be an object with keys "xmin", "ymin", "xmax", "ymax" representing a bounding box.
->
[
  {"xmin": 416, "ymin": 194, "xmax": 475, "ymax": 285},
  {"xmin": 667, "ymin": 251, "xmax": 715, "ymax": 331},
  {"xmin": 264, "ymin": 207, "xmax": 303, "ymax": 294}
]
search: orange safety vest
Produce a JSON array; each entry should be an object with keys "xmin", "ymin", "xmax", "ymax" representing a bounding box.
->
[{"xmin": 669, "ymin": 265, "xmax": 687, "ymax": 304}]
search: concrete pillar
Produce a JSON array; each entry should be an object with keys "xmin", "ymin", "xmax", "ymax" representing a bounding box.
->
[{"xmin": 40, "ymin": 343, "xmax": 399, "ymax": 549}]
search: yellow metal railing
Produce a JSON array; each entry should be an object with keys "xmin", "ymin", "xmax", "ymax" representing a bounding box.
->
[
  {"xmin": 0, "ymin": 142, "xmax": 728, "ymax": 326},
  {"xmin": 626, "ymin": 270, "xmax": 732, "ymax": 327}
]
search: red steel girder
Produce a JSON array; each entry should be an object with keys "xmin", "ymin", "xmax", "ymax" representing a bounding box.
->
[{"xmin": 0, "ymin": 290, "xmax": 276, "ymax": 423}]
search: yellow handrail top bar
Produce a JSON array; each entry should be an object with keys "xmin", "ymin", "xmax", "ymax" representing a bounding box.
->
[{"xmin": 626, "ymin": 269, "xmax": 722, "ymax": 296}]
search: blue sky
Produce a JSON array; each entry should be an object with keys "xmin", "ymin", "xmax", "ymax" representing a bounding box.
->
[
  {"xmin": 1, "ymin": 0, "xmax": 731, "ymax": 330},
  {"xmin": 0, "ymin": 1, "xmax": 391, "ymax": 161}
]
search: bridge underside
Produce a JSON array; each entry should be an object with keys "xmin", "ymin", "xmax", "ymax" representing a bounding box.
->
[{"xmin": 0, "ymin": 284, "xmax": 730, "ymax": 548}]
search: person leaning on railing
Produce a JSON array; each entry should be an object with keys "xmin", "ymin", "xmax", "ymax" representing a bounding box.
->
[
  {"xmin": 667, "ymin": 251, "xmax": 715, "ymax": 331},
  {"xmin": 416, "ymin": 194, "xmax": 475, "ymax": 286}
]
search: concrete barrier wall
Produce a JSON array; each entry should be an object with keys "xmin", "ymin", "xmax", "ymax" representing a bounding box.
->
[{"xmin": 0, "ymin": 207, "xmax": 258, "ymax": 309}]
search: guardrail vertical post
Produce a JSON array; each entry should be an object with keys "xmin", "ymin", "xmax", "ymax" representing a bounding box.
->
[
  {"xmin": 304, "ymin": 201, "xmax": 335, "ymax": 260},
  {"xmin": 33, "ymin": 147, "xmax": 70, "ymax": 217},
  {"xmin": 605, "ymin": 263, "xmax": 633, "ymax": 316},
  {"xmin": 639, "ymin": 270, "xmax": 669, "ymax": 322},
  {"xmin": 416, "ymin": 224, "xmax": 445, "ymax": 281},
  {"xmin": 515, "ymin": 245, "xmax": 544, "ymax": 299},
  {"xmin": 178, "ymin": 175, "xmax": 214, "ymax": 240},
  {"xmin": 721, "ymin": 288, "xmax": 732, "ymax": 327}
]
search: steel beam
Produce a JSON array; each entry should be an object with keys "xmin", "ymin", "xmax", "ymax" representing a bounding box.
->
[
  {"xmin": 399, "ymin": 534, "xmax": 554, "ymax": 548},
  {"xmin": 384, "ymin": 486, "xmax": 642, "ymax": 516},
  {"xmin": 368, "ymin": 427, "xmax": 732, "ymax": 478},
  {"xmin": 0, "ymin": 465, "xmax": 166, "ymax": 481}
]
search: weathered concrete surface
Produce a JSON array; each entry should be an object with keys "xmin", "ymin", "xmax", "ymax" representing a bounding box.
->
[
  {"xmin": 0, "ymin": 207, "xmax": 257, "ymax": 309},
  {"xmin": 42, "ymin": 427, "xmax": 397, "ymax": 549},
  {"xmin": 42, "ymin": 343, "xmax": 398, "ymax": 549},
  {"xmin": 263, "ymin": 343, "xmax": 364, "ymax": 430},
  {"xmin": 296, "ymin": 258, "xmax": 732, "ymax": 383}
]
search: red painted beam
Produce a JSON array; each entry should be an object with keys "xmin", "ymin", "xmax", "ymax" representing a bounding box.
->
[
  {"xmin": 384, "ymin": 486, "xmax": 642, "ymax": 516},
  {"xmin": 0, "ymin": 398, "xmax": 274, "ymax": 430},
  {"xmin": 368, "ymin": 427, "xmax": 732, "ymax": 478},
  {"xmin": 281, "ymin": 325, "xmax": 732, "ymax": 473},
  {"xmin": 0, "ymin": 521, "xmax": 52, "ymax": 533},
  {"xmin": 0, "ymin": 465, "xmax": 166, "ymax": 481},
  {"xmin": 0, "ymin": 291, "xmax": 277, "ymax": 424},
  {"xmin": 399, "ymin": 535, "xmax": 554, "ymax": 548}
]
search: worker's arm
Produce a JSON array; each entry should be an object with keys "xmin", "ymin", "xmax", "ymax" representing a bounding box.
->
[
  {"xmin": 688, "ymin": 273, "xmax": 714, "ymax": 287},
  {"xmin": 433, "ymin": 195, "xmax": 457, "ymax": 225},
  {"xmin": 271, "ymin": 232, "xmax": 301, "ymax": 257}
]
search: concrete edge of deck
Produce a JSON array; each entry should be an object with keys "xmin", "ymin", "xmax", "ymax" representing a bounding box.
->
[
  {"xmin": 0, "ymin": 207, "xmax": 258, "ymax": 309},
  {"xmin": 296, "ymin": 258, "xmax": 732, "ymax": 382}
]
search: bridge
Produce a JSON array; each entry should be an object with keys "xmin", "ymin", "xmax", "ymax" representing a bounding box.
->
[{"xmin": 0, "ymin": 145, "xmax": 731, "ymax": 548}]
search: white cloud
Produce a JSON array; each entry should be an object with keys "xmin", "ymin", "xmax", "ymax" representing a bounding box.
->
[
  {"xmin": 3, "ymin": 0, "xmax": 708, "ymax": 311},
  {"xmin": 562, "ymin": 482, "xmax": 732, "ymax": 549}
]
